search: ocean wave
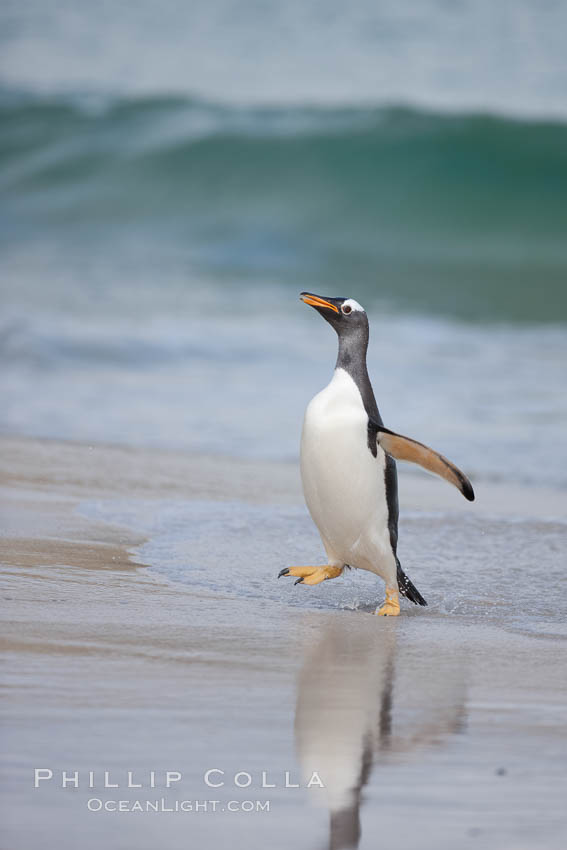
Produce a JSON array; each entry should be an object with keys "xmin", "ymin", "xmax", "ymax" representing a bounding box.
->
[
  {"xmin": 1, "ymin": 91, "xmax": 567, "ymax": 321},
  {"xmin": 3, "ymin": 90, "xmax": 567, "ymax": 191}
]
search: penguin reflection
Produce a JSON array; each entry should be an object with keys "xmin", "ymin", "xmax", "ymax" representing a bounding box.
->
[{"xmin": 294, "ymin": 618, "xmax": 466, "ymax": 850}]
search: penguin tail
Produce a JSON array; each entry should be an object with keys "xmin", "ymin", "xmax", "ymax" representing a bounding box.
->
[{"xmin": 397, "ymin": 561, "xmax": 427, "ymax": 606}]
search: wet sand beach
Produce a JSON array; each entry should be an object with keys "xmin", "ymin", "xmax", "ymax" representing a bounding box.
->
[
  {"xmin": 1, "ymin": 436, "xmax": 566, "ymax": 850},
  {"xmin": 3, "ymin": 3, "xmax": 567, "ymax": 848}
]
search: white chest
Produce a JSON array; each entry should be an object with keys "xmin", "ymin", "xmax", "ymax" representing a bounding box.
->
[
  {"xmin": 303, "ymin": 367, "xmax": 367, "ymax": 431},
  {"xmin": 300, "ymin": 369, "xmax": 390, "ymax": 568}
]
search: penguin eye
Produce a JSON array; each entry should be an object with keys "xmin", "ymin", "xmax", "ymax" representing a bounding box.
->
[{"xmin": 342, "ymin": 304, "xmax": 352, "ymax": 315}]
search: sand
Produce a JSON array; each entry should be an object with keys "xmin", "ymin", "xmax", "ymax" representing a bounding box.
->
[{"xmin": 1, "ymin": 436, "xmax": 566, "ymax": 850}]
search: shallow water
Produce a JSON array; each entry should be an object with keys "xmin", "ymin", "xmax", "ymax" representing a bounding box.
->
[
  {"xmin": 4, "ymin": 493, "xmax": 561, "ymax": 850},
  {"xmin": 2, "ymin": 301, "xmax": 566, "ymax": 490},
  {"xmin": 81, "ymin": 498, "xmax": 567, "ymax": 638}
]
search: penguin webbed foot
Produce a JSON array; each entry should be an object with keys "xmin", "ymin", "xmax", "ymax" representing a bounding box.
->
[
  {"xmin": 278, "ymin": 565, "xmax": 343, "ymax": 586},
  {"xmin": 376, "ymin": 588, "xmax": 401, "ymax": 616}
]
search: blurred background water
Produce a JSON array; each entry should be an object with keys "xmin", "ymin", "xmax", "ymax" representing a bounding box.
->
[{"xmin": 1, "ymin": 0, "xmax": 566, "ymax": 488}]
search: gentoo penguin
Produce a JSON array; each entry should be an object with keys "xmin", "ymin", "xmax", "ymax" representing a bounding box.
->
[{"xmin": 279, "ymin": 292, "xmax": 474, "ymax": 615}]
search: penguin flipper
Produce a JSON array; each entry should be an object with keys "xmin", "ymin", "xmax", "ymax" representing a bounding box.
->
[{"xmin": 373, "ymin": 422, "xmax": 475, "ymax": 502}]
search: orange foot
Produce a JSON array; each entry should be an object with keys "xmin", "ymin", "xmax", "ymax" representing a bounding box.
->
[
  {"xmin": 376, "ymin": 588, "xmax": 400, "ymax": 616},
  {"xmin": 278, "ymin": 565, "xmax": 343, "ymax": 586}
]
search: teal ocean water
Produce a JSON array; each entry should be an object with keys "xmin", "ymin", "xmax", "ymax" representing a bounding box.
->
[
  {"xmin": 2, "ymin": 11, "xmax": 567, "ymax": 850},
  {"xmin": 2, "ymin": 94, "xmax": 567, "ymax": 319},
  {"xmin": 1, "ymin": 1, "xmax": 566, "ymax": 490}
]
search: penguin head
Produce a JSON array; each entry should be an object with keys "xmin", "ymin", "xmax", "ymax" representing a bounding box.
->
[{"xmin": 300, "ymin": 292, "xmax": 368, "ymax": 338}]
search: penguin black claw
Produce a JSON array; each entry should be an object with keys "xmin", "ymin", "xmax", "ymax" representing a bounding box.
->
[
  {"xmin": 294, "ymin": 578, "xmax": 304, "ymax": 586},
  {"xmin": 278, "ymin": 568, "xmax": 289, "ymax": 578}
]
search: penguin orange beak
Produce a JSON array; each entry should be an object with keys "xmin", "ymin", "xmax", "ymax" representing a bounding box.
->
[{"xmin": 300, "ymin": 293, "xmax": 340, "ymax": 313}]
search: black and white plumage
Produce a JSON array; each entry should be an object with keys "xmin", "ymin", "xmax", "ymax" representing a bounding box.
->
[{"xmin": 279, "ymin": 292, "xmax": 474, "ymax": 615}]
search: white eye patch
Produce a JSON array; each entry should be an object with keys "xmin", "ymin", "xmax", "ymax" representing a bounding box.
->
[{"xmin": 342, "ymin": 298, "xmax": 365, "ymax": 313}]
